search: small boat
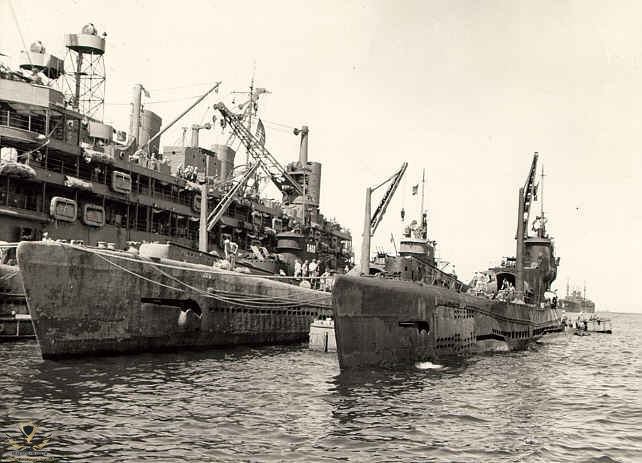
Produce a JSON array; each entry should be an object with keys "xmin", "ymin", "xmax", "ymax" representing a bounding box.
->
[
  {"xmin": 308, "ymin": 317, "xmax": 336, "ymax": 352},
  {"xmin": 572, "ymin": 316, "xmax": 612, "ymax": 335}
]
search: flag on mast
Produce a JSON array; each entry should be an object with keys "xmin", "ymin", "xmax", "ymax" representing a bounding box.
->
[{"xmin": 412, "ymin": 184, "xmax": 418, "ymax": 195}]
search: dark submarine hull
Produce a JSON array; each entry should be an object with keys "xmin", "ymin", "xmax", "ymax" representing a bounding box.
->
[
  {"xmin": 333, "ymin": 275, "xmax": 562, "ymax": 369},
  {"xmin": 18, "ymin": 241, "xmax": 332, "ymax": 359}
]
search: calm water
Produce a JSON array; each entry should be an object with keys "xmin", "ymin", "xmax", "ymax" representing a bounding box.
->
[{"xmin": 1, "ymin": 312, "xmax": 641, "ymax": 463}]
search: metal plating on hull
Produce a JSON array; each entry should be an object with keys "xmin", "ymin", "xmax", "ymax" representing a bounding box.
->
[
  {"xmin": 18, "ymin": 241, "xmax": 331, "ymax": 359},
  {"xmin": 333, "ymin": 276, "xmax": 562, "ymax": 369}
]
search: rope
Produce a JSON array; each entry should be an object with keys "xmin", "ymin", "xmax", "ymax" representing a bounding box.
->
[
  {"xmin": 68, "ymin": 244, "xmax": 325, "ymax": 282},
  {"xmin": 77, "ymin": 244, "xmax": 331, "ymax": 310},
  {"xmin": 149, "ymin": 261, "xmax": 330, "ymax": 309},
  {"xmin": 92, "ymin": 251, "xmax": 186, "ymax": 292},
  {"xmin": 439, "ymin": 300, "xmax": 560, "ymax": 327}
]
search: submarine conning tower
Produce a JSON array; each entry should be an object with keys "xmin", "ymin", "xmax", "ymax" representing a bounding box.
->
[{"xmin": 514, "ymin": 152, "xmax": 558, "ymax": 304}]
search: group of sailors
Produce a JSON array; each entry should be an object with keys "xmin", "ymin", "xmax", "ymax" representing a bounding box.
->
[
  {"xmin": 293, "ymin": 258, "xmax": 334, "ymax": 291},
  {"xmin": 176, "ymin": 164, "xmax": 200, "ymax": 182},
  {"xmin": 468, "ymin": 272, "xmax": 498, "ymax": 299},
  {"xmin": 563, "ymin": 314, "xmax": 606, "ymax": 331},
  {"xmin": 495, "ymin": 279, "xmax": 517, "ymax": 302},
  {"xmin": 468, "ymin": 273, "xmax": 522, "ymax": 303}
]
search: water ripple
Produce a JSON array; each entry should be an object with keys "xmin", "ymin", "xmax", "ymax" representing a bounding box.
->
[{"xmin": 1, "ymin": 312, "xmax": 641, "ymax": 462}]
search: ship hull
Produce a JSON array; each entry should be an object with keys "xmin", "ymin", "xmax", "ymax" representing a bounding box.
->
[
  {"xmin": 333, "ymin": 276, "xmax": 562, "ymax": 369},
  {"xmin": 17, "ymin": 242, "xmax": 331, "ymax": 359}
]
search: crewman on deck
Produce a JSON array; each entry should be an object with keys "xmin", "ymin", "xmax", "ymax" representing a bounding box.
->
[
  {"xmin": 309, "ymin": 259, "xmax": 318, "ymax": 288},
  {"xmin": 302, "ymin": 260, "xmax": 309, "ymax": 279},
  {"xmin": 224, "ymin": 238, "xmax": 238, "ymax": 269},
  {"xmin": 294, "ymin": 259, "xmax": 302, "ymax": 279}
]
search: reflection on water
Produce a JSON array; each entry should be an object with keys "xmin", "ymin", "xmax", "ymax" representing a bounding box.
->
[{"xmin": 1, "ymin": 313, "xmax": 641, "ymax": 462}]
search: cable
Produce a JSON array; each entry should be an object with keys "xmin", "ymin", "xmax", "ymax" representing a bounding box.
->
[{"xmin": 64, "ymin": 243, "xmax": 332, "ymax": 309}]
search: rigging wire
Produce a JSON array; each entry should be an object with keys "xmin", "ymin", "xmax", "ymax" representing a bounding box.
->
[
  {"xmin": 8, "ymin": 1, "xmax": 32, "ymax": 67},
  {"xmin": 147, "ymin": 82, "xmax": 214, "ymax": 92}
]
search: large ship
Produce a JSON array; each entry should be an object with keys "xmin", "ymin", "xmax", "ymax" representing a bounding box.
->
[
  {"xmin": 559, "ymin": 283, "xmax": 596, "ymax": 313},
  {"xmin": 0, "ymin": 24, "xmax": 352, "ymax": 345},
  {"xmin": 333, "ymin": 153, "xmax": 563, "ymax": 369}
]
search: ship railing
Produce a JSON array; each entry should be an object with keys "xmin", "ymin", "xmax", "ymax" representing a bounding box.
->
[
  {"xmin": 0, "ymin": 109, "xmax": 46, "ymax": 136},
  {"xmin": 44, "ymin": 157, "xmax": 78, "ymax": 177},
  {"xmin": 77, "ymin": 163, "xmax": 101, "ymax": 182},
  {"xmin": 1, "ymin": 190, "xmax": 43, "ymax": 213}
]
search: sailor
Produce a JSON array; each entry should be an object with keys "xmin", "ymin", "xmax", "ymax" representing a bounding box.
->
[
  {"xmin": 309, "ymin": 259, "xmax": 318, "ymax": 288},
  {"xmin": 302, "ymin": 260, "xmax": 309, "ymax": 279},
  {"xmin": 294, "ymin": 259, "xmax": 302, "ymax": 279},
  {"xmin": 224, "ymin": 238, "xmax": 238, "ymax": 268},
  {"xmin": 229, "ymin": 241, "xmax": 238, "ymax": 268},
  {"xmin": 320, "ymin": 270, "xmax": 330, "ymax": 291}
]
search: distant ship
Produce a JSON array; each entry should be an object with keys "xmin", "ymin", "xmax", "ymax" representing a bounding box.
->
[
  {"xmin": 559, "ymin": 283, "xmax": 596, "ymax": 313},
  {"xmin": 333, "ymin": 153, "xmax": 563, "ymax": 369},
  {"xmin": 1, "ymin": 23, "xmax": 352, "ymax": 347}
]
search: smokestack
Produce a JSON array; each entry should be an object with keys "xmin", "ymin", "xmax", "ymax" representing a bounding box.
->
[
  {"xmin": 190, "ymin": 125, "xmax": 200, "ymax": 148},
  {"xmin": 129, "ymin": 84, "xmax": 142, "ymax": 148}
]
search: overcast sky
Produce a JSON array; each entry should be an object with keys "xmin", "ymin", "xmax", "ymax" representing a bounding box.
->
[{"xmin": 2, "ymin": 0, "xmax": 640, "ymax": 313}]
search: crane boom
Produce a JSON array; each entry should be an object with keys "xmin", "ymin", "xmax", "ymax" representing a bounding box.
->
[
  {"xmin": 207, "ymin": 163, "xmax": 260, "ymax": 231},
  {"xmin": 360, "ymin": 162, "xmax": 408, "ymax": 274},
  {"xmin": 520, "ymin": 152, "xmax": 539, "ymax": 239},
  {"xmin": 213, "ymin": 102, "xmax": 303, "ymax": 199},
  {"xmin": 370, "ymin": 162, "xmax": 408, "ymax": 234}
]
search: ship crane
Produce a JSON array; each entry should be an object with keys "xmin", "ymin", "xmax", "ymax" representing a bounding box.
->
[
  {"xmin": 213, "ymin": 102, "xmax": 304, "ymax": 202},
  {"xmin": 519, "ymin": 151, "xmax": 539, "ymax": 239},
  {"xmin": 360, "ymin": 162, "xmax": 408, "ymax": 274},
  {"xmin": 206, "ymin": 163, "xmax": 260, "ymax": 232}
]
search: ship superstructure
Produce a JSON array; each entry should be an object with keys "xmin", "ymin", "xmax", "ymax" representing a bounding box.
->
[{"xmin": 0, "ymin": 24, "xmax": 352, "ymax": 340}]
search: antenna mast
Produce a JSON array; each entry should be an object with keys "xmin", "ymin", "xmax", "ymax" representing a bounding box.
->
[{"xmin": 246, "ymin": 69, "xmax": 255, "ymax": 166}]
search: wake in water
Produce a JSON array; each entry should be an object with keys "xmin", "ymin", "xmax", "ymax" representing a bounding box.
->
[{"xmin": 415, "ymin": 361, "xmax": 444, "ymax": 370}]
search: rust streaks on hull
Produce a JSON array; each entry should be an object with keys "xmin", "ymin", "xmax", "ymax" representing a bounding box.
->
[
  {"xmin": 333, "ymin": 276, "xmax": 562, "ymax": 369},
  {"xmin": 18, "ymin": 241, "xmax": 331, "ymax": 359}
]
